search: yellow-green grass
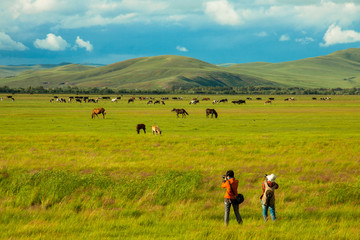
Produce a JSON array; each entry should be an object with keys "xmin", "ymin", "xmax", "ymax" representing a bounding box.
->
[{"xmin": 0, "ymin": 94, "xmax": 359, "ymax": 239}]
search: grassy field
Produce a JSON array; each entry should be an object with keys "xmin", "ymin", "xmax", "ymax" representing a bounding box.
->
[{"xmin": 0, "ymin": 94, "xmax": 359, "ymax": 239}]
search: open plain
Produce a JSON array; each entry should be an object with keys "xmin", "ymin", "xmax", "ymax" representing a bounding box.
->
[{"xmin": 0, "ymin": 94, "xmax": 359, "ymax": 239}]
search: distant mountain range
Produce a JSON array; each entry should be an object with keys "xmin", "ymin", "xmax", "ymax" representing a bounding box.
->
[{"xmin": 1, "ymin": 48, "xmax": 360, "ymax": 89}]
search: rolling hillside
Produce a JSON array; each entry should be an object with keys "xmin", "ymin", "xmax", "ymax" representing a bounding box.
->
[
  {"xmin": 1, "ymin": 48, "xmax": 360, "ymax": 89},
  {"xmin": 227, "ymin": 48, "xmax": 360, "ymax": 88},
  {"xmin": 0, "ymin": 55, "xmax": 276, "ymax": 90},
  {"xmin": 0, "ymin": 63, "xmax": 78, "ymax": 78}
]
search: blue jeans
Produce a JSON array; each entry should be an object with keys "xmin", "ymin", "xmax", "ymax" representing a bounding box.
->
[
  {"xmin": 224, "ymin": 199, "xmax": 243, "ymax": 225},
  {"xmin": 261, "ymin": 200, "xmax": 275, "ymax": 221}
]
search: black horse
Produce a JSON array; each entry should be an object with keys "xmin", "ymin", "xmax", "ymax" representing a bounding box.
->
[
  {"xmin": 171, "ymin": 108, "xmax": 189, "ymax": 118},
  {"xmin": 206, "ymin": 109, "xmax": 218, "ymax": 118},
  {"xmin": 136, "ymin": 124, "xmax": 146, "ymax": 134}
]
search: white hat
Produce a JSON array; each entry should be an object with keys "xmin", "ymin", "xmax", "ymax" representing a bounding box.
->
[{"xmin": 266, "ymin": 174, "xmax": 276, "ymax": 182}]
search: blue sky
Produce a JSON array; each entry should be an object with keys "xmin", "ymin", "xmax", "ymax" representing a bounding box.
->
[{"xmin": 1, "ymin": 0, "xmax": 360, "ymax": 65}]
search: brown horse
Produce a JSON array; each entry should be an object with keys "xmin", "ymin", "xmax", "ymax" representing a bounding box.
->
[
  {"xmin": 136, "ymin": 124, "xmax": 146, "ymax": 134},
  {"xmin": 206, "ymin": 109, "xmax": 218, "ymax": 118},
  {"xmin": 171, "ymin": 108, "xmax": 189, "ymax": 118},
  {"xmin": 152, "ymin": 125, "xmax": 161, "ymax": 135},
  {"xmin": 91, "ymin": 108, "xmax": 106, "ymax": 119}
]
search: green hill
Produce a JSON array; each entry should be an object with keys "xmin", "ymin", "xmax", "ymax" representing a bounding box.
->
[
  {"xmin": 0, "ymin": 55, "xmax": 276, "ymax": 90},
  {"xmin": 0, "ymin": 63, "xmax": 76, "ymax": 78},
  {"xmin": 1, "ymin": 48, "xmax": 360, "ymax": 89},
  {"xmin": 227, "ymin": 48, "xmax": 360, "ymax": 88}
]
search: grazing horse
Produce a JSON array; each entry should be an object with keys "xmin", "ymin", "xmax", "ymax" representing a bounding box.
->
[
  {"xmin": 232, "ymin": 100, "xmax": 246, "ymax": 104},
  {"xmin": 136, "ymin": 124, "xmax": 146, "ymax": 134},
  {"xmin": 206, "ymin": 109, "xmax": 218, "ymax": 118},
  {"xmin": 128, "ymin": 98, "xmax": 134, "ymax": 103},
  {"xmin": 264, "ymin": 100, "xmax": 272, "ymax": 104},
  {"xmin": 91, "ymin": 108, "xmax": 106, "ymax": 119},
  {"xmin": 152, "ymin": 126, "xmax": 161, "ymax": 135},
  {"xmin": 172, "ymin": 108, "xmax": 189, "ymax": 118},
  {"xmin": 189, "ymin": 100, "xmax": 199, "ymax": 105}
]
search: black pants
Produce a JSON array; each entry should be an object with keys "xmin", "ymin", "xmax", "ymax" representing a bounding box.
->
[{"xmin": 224, "ymin": 198, "xmax": 243, "ymax": 225}]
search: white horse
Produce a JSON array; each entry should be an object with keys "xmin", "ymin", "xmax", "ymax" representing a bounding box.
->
[{"xmin": 111, "ymin": 98, "xmax": 118, "ymax": 102}]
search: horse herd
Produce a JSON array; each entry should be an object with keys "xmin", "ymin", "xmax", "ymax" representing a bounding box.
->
[
  {"xmin": 91, "ymin": 107, "xmax": 218, "ymax": 119},
  {"xmin": 91, "ymin": 106, "xmax": 218, "ymax": 135}
]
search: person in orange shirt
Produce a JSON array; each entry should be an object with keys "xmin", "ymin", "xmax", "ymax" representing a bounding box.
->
[{"xmin": 221, "ymin": 170, "xmax": 243, "ymax": 225}]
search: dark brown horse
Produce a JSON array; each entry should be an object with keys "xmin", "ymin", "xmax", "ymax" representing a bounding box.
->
[
  {"xmin": 171, "ymin": 108, "xmax": 189, "ymax": 118},
  {"xmin": 91, "ymin": 108, "xmax": 106, "ymax": 119},
  {"xmin": 206, "ymin": 109, "xmax": 218, "ymax": 118},
  {"xmin": 136, "ymin": 124, "xmax": 146, "ymax": 134}
]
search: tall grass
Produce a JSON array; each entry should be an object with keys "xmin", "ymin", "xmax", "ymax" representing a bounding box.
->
[{"xmin": 0, "ymin": 94, "xmax": 359, "ymax": 239}]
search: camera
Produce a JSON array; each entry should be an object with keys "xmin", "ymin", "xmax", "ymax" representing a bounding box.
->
[{"xmin": 222, "ymin": 175, "xmax": 226, "ymax": 179}]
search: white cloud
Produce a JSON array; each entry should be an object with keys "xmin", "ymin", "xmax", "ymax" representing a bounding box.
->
[
  {"xmin": 75, "ymin": 36, "xmax": 93, "ymax": 52},
  {"xmin": 176, "ymin": 46, "xmax": 188, "ymax": 52},
  {"xmin": 256, "ymin": 31, "xmax": 268, "ymax": 37},
  {"xmin": 293, "ymin": 2, "xmax": 360, "ymax": 29},
  {"xmin": 58, "ymin": 13, "xmax": 137, "ymax": 29},
  {"xmin": 0, "ymin": 32, "xmax": 28, "ymax": 51},
  {"xmin": 120, "ymin": 0, "xmax": 168, "ymax": 13},
  {"xmin": 320, "ymin": 24, "xmax": 360, "ymax": 47},
  {"xmin": 295, "ymin": 37, "xmax": 314, "ymax": 45},
  {"xmin": 279, "ymin": 34, "xmax": 290, "ymax": 41},
  {"xmin": 11, "ymin": 0, "xmax": 58, "ymax": 18},
  {"xmin": 205, "ymin": 0, "xmax": 241, "ymax": 26},
  {"xmin": 34, "ymin": 33, "xmax": 69, "ymax": 51},
  {"xmin": 237, "ymin": 1, "xmax": 360, "ymax": 31}
]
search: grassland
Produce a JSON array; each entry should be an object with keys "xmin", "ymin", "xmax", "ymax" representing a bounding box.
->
[{"xmin": 0, "ymin": 94, "xmax": 359, "ymax": 239}]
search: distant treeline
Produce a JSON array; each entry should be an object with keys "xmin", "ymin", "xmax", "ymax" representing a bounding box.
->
[{"xmin": 1, "ymin": 85, "xmax": 360, "ymax": 95}]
